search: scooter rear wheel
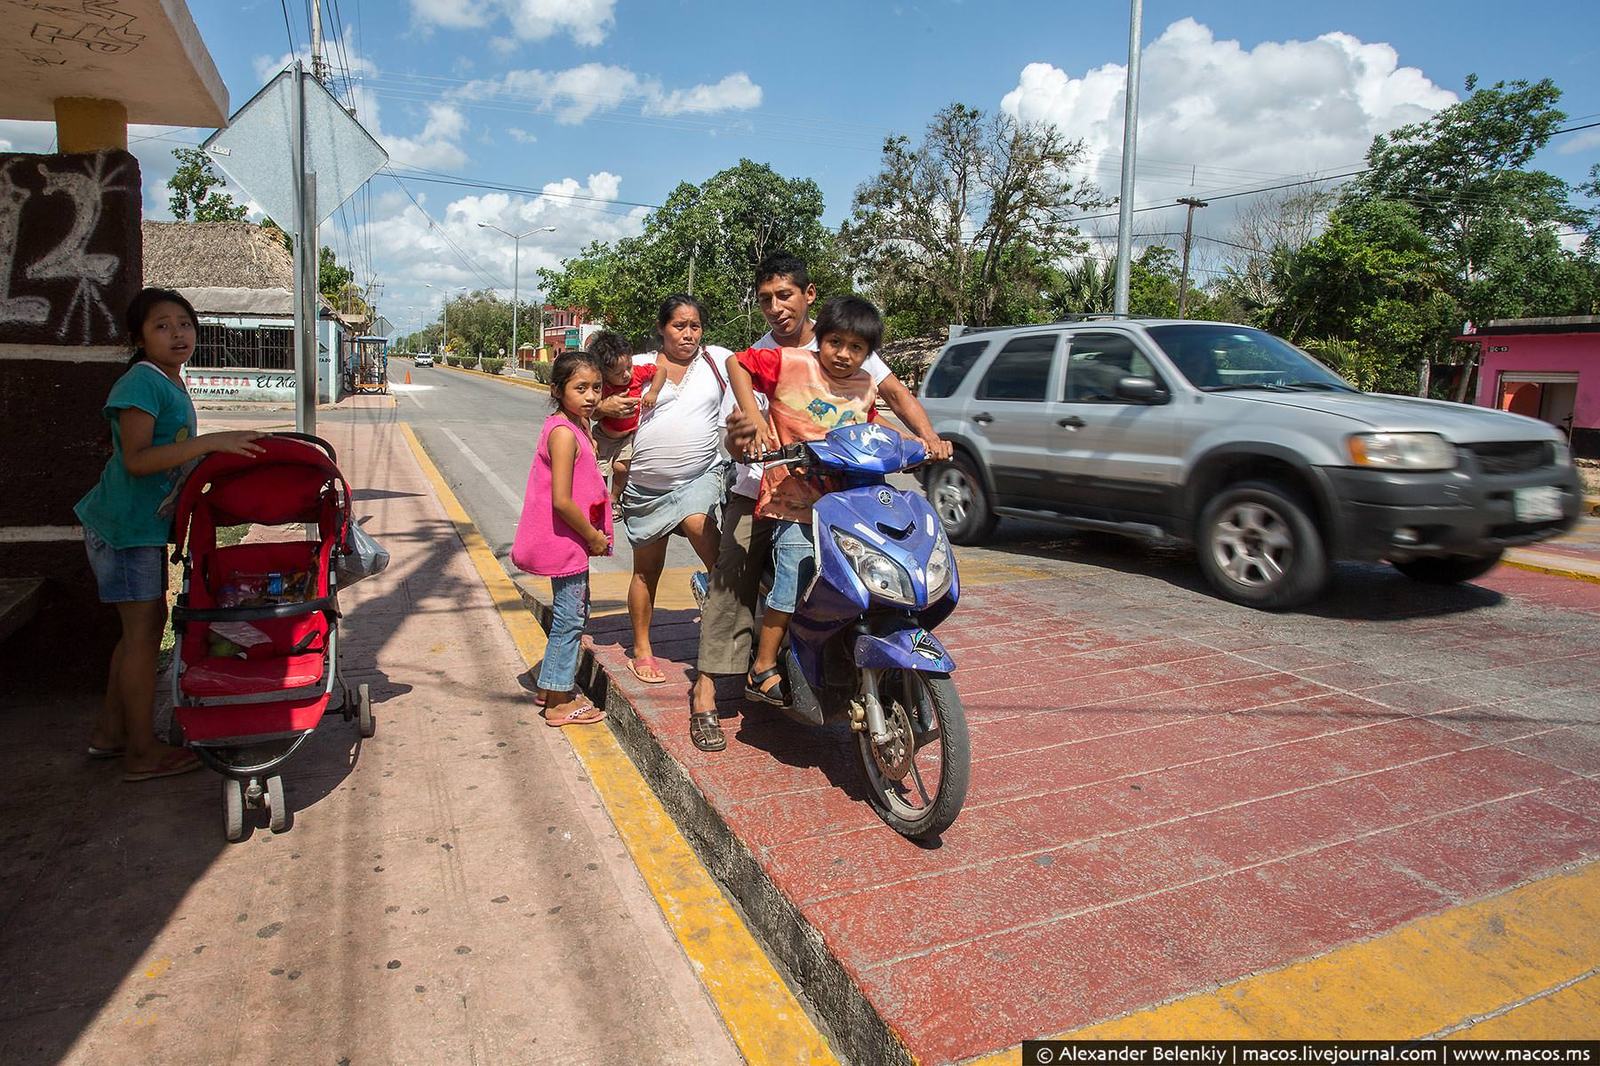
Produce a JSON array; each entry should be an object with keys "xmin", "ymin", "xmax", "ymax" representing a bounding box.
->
[{"xmin": 857, "ymin": 670, "xmax": 969, "ymax": 840}]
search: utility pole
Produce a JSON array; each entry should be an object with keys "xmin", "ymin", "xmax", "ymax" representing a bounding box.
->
[
  {"xmin": 1176, "ymin": 196, "xmax": 1208, "ymax": 319},
  {"xmin": 310, "ymin": 0, "xmax": 329, "ymax": 85},
  {"xmin": 1113, "ymin": 0, "xmax": 1144, "ymax": 316},
  {"xmin": 687, "ymin": 244, "xmax": 697, "ymax": 296}
]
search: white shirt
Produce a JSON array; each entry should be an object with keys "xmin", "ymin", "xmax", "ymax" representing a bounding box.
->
[
  {"xmin": 730, "ymin": 328, "xmax": 892, "ymax": 499},
  {"xmin": 628, "ymin": 347, "xmax": 732, "ymax": 492}
]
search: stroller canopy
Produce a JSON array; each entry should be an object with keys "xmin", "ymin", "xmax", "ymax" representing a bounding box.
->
[{"xmin": 172, "ymin": 435, "xmax": 350, "ymax": 557}]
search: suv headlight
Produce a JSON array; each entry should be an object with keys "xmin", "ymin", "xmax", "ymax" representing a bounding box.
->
[
  {"xmin": 926, "ymin": 533, "xmax": 953, "ymax": 601},
  {"xmin": 1347, "ymin": 432, "xmax": 1456, "ymax": 471},
  {"xmin": 832, "ymin": 531, "xmax": 915, "ymax": 606}
]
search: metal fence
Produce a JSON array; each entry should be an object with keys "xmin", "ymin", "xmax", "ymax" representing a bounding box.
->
[{"xmin": 189, "ymin": 323, "xmax": 294, "ymax": 370}]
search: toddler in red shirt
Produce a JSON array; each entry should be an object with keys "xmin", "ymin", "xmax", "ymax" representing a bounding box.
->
[{"xmin": 588, "ymin": 332, "xmax": 656, "ymax": 514}]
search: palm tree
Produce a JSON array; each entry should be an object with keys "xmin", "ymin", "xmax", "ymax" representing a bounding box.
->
[{"xmin": 1046, "ymin": 257, "xmax": 1117, "ymax": 317}]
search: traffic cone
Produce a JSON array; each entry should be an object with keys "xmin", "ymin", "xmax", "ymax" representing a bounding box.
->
[{"xmin": 405, "ymin": 370, "xmax": 412, "ymax": 384}]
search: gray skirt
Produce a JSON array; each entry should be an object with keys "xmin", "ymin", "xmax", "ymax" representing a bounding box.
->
[{"xmin": 620, "ymin": 462, "xmax": 729, "ymax": 547}]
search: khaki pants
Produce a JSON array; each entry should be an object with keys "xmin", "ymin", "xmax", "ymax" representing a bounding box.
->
[{"xmin": 695, "ymin": 491, "xmax": 773, "ymax": 677}]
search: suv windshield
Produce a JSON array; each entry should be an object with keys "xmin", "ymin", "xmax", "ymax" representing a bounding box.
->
[{"xmin": 1146, "ymin": 324, "xmax": 1355, "ymax": 393}]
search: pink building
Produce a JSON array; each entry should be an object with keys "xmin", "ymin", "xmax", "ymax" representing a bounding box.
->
[{"xmin": 1465, "ymin": 316, "xmax": 1600, "ymax": 458}]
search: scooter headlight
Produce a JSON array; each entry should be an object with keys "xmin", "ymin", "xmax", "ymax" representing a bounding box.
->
[
  {"xmin": 926, "ymin": 533, "xmax": 953, "ymax": 601},
  {"xmin": 832, "ymin": 531, "xmax": 915, "ymax": 606}
]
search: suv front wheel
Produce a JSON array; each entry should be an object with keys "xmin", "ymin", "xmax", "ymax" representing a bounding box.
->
[
  {"xmin": 927, "ymin": 455, "xmax": 997, "ymax": 545},
  {"xmin": 1197, "ymin": 481, "xmax": 1329, "ymax": 610}
]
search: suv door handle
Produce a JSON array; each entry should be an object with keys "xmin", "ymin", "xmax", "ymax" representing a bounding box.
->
[
  {"xmin": 971, "ymin": 412, "xmax": 994, "ymax": 425},
  {"xmin": 1057, "ymin": 416, "xmax": 1086, "ymax": 429}
]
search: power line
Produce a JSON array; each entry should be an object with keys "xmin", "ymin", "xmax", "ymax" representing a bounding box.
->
[
  {"xmin": 383, "ymin": 166, "xmax": 507, "ymax": 289},
  {"xmin": 278, "ymin": 0, "xmax": 297, "ymax": 52}
]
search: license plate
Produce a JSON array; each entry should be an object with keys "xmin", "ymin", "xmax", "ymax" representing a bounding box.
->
[{"xmin": 1513, "ymin": 485, "xmax": 1563, "ymax": 522}]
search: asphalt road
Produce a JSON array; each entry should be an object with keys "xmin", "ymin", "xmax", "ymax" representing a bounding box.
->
[{"xmin": 393, "ymin": 365, "xmax": 708, "ymax": 578}]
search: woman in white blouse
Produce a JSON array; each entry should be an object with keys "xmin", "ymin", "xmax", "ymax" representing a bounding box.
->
[{"xmin": 618, "ymin": 294, "xmax": 728, "ymax": 684}]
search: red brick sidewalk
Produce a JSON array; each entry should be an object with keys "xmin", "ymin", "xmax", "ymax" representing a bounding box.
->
[{"xmin": 583, "ymin": 554, "xmax": 1600, "ymax": 1063}]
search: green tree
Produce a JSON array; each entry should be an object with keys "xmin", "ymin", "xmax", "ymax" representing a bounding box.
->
[
  {"xmin": 538, "ymin": 160, "xmax": 842, "ymax": 349},
  {"xmin": 1346, "ymin": 76, "xmax": 1595, "ymax": 395},
  {"xmin": 1267, "ymin": 199, "xmax": 1459, "ymax": 393},
  {"xmin": 167, "ymin": 146, "xmax": 248, "ymax": 222},
  {"xmin": 842, "ymin": 103, "xmax": 1106, "ymax": 332}
]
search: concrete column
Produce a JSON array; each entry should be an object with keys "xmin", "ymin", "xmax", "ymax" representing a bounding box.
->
[
  {"xmin": 52, "ymin": 98, "xmax": 129, "ymax": 153},
  {"xmin": 0, "ymin": 135, "xmax": 142, "ymax": 689}
]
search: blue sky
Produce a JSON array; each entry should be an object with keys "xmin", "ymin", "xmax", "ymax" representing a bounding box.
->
[{"xmin": 5, "ymin": 1, "xmax": 1598, "ymax": 335}]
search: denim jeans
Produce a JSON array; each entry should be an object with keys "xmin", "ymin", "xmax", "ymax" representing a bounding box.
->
[{"xmin": 537, "ymin": 572, "xmax": 590, "ymax": 693}]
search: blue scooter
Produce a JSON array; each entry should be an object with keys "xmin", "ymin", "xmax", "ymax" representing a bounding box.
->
[{"xmin": 765, "ymin": 422, "xmax": 969, "ymax": 840}]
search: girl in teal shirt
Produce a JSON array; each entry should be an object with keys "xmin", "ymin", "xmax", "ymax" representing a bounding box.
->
[{"xmin": 76, "ymin": 288, "xmax": 265, "ymax": 782}]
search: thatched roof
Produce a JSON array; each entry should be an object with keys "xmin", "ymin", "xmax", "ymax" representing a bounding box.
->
[{"xmin": 142, "ymin": 221, "xmax": 294, "ymax": 290}]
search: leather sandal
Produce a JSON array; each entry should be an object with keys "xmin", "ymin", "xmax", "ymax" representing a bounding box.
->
[
  {"xmin": 744, "ymin": 666, "xmax": 790, "ymax": 707},
  {"xmin": 689, "ymin": 710, "xmax": 726, "ymax": 752}
]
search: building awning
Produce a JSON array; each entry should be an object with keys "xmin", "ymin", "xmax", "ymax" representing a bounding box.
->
[{"xmin": 0, "ymin": 0, "xmax": 228, "ymax": 126}]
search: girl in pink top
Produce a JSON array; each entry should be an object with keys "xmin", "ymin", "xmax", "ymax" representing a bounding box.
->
[{"xmin": 511, "ymin": 351, "xmax": 614, "ymax": 726}]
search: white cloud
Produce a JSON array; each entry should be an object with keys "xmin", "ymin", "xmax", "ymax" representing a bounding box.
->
[
  {"xmin": 645, "ymin": 74, "xmax": 763, "ymax": 117},
  {"xmin": 507, "ymin": 127, "xmax": 537, "ymax": 144},
  {"xmin": 369, "ymin": 171, "xmax": 650, "ymax": 332},
  {"xmin": 456, "ymin": 63, "xmax": 763, "ymax": 125},
  {"xmin": 412, "ymin": 0, "xmax": 615, "ymax": 46},
  {"xmin": 1001, "ymin": 18, "xmax": 1457, "ymax": 201},
  {"xmin": 1558, "ymin": 127, "xmax": 1600, "ymax": 156}
]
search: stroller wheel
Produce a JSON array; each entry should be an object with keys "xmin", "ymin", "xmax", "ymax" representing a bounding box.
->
[
  {"xmin": 358, "ymin": 682, "xmax": 376, "ymax": 738},
  {"xmin": 267, "ymin": 775, "xmax": 292, "ymax": 833},
  {"xmin": 223, "ymin": 778, "xmax": 245, "ymax": 843}
]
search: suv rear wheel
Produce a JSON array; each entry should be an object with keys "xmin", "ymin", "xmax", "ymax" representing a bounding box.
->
[
  {"xmin": 927, "ymin": 455, "xmax": 997, "ymax": 545},
  {"xmin": 1391, "ymin": 551, "xmax": 1503, "ymax": 585},
  {"xmin": 1197, "ymin": 481, "xmax": 1329, "ymax": 610}
]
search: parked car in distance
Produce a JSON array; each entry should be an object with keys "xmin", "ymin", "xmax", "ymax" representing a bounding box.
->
[
  {"xmin": 414, "ymin": 353, "xmax": 434, "ymax": 367},
  {"xmin": 918, "ymin": 319, "xmax": 1583, "ymax": 609}
]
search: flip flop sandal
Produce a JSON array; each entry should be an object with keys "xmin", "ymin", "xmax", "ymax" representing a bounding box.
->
[
  {"xmin": 629, "ymin": 656, "xmax": 667, "ymax": 684},
  {"xmin": 744, "ymin": 666, "xmax": 791, "ymax": 708},
  {"xmin": 689, "ymin": 710, "xmax": 726, "ymax": 752},
  {"xmin": 87, "ymin": 745, "xmax": 126, "ymax": 759},
  {"xmin": 544, "ymin": 701, "xmax": 604, "ymax": 728},
  {"xmin": 123, "ymin": 750, "xmax": 202, "ymax": 782}
]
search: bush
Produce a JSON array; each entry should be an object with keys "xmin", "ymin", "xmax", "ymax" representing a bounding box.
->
[
  {"xmin": 482, "ymin": 358, "xmax": 505, "ymax": 376},
  {"xmin": 530, "ymin": 361, "xmax": 553, "ymax": 384},
  {"xmin": 882, "ymin": 350, "xmax": 930, "ymax": 393}
]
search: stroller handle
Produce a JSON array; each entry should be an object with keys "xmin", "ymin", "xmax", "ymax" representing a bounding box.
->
[{"xmin": 268, "ymin": 432, "xmax": 338, "ymax": 465}]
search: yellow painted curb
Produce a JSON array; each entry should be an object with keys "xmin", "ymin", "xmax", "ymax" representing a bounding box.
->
[
  {"xmin": 437, "ymin": 361, "xmax": 549, "ymax": 392},
  {"xmin": 965, "ymin": 861, "xmax": 1600, "ymax": 1062},
  {"xmin": 399, "ymin": 421, "xmax": 838, "ymax": 1066},
  {"xmin": 1503, "ymin": 558, "xmax": 1600, "ymax": 586}
]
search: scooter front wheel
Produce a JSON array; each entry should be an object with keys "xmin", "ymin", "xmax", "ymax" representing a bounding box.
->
[{"xmin": 857, "ymin": 670, "xmax": 970, "ymax": 840}]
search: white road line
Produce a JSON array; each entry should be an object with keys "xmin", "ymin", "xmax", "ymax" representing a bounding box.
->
[{"xmin": 440, "ymin": 426, "xmax": 523, "ymax": 512}]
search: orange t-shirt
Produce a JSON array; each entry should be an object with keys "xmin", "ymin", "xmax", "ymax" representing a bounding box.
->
[{"xmin": 734, "ymin": 346, "xmax": 878, "ymax": 523}]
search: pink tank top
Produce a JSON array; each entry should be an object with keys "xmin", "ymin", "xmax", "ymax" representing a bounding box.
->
[{"xmin": 511, "ymin": 413, "xmax": 614, "ymax": 578}]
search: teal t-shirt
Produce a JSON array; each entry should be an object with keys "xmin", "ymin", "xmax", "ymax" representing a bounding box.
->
[{"xmin": 74, "ymin": 362, "xmax": 198, "ymax": 548}]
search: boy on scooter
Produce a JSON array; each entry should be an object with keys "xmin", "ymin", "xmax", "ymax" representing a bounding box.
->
[{"xmin": 725, "ymin": 295, "xmax": 883, "ymax": 707}]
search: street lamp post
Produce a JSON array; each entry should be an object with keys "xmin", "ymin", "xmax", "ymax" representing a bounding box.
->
[{"xmin": 479, "ymin": 223, "xmax": 555, "ymax": 372}]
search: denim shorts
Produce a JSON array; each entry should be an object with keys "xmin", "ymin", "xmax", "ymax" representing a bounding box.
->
[
  {"xmin": 83, "ymin": 527, "xmax": 167, "ymax": 603},
  {"xmin": 767, "ymin": 520, "xmax": 815, "ymax": 614}
]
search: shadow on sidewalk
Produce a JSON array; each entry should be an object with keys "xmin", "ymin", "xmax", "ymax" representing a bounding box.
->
[{"xmin": 979, "ymin": 524, "xmax": 1505, "ymax": 621}]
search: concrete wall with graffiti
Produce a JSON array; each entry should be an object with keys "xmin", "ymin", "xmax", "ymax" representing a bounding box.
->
[{"xmin": 0, "ymin": 150, "xmax": 141, "ymax": 346}]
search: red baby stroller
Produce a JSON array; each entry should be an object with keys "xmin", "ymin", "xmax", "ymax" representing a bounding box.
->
[{"xmin": 169, "ymin": 433, "xmax": 375, "ymax": 841}]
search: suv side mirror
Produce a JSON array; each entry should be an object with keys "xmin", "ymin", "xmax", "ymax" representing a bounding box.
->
[{"xmin": 1116, "ymin": 376, "xmax": 1165, "ymax": 403}]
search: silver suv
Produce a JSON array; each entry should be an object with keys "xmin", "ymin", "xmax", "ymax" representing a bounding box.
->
[{"xmin": 918, "ymin": 319, "xmax": 1583, "ymax": 609}]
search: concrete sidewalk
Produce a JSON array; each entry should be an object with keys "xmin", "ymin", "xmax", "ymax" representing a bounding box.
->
[{"xmin": 0, "ymin": 399, "xmax": 750, "ymax": 1065}]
